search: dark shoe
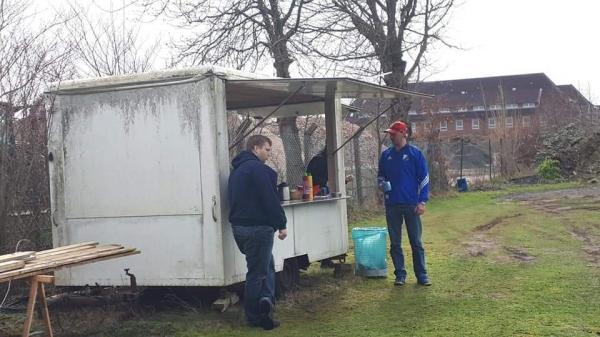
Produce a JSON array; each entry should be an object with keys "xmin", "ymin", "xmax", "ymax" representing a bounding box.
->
[
  {"xmin": 394, "ymin": 277, "xmax": 406, "ymax": 286},
  {"xmin": 417, "ymin": 277, "xmax": 432, "ymax": 286},
  {"xmin": 260, "ymin": 318, "xmax": 281, "ymax": 330},
  {"xmin": 258, "ymin": 297, "xmax": 277, "ymax": 330}
]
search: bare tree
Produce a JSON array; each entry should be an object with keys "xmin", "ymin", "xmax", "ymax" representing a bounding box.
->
[
  {"xmin": 304, "ymin": 0, "xmax": 455, "ymax": 121},
  {"xmin": 0, "ymin": 0, "xmax": 73, "ymax": 259},
  {"xmin": 141, "ymin": 0, "xmax": 313, "ymax": 185},
  {"xmin": 60, "ymin": 1, "xmax": 160, "ymax": 77}
]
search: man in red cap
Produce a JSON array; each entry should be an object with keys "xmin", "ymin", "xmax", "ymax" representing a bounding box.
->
[{"xmin": 378, "ymin": 120, "xmax": 431, "ymax": 286}]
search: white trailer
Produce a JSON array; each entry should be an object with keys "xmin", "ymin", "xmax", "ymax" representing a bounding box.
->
[{"xmin": 46, "ymin": 65, "xmax": 427, "ymax": 288}]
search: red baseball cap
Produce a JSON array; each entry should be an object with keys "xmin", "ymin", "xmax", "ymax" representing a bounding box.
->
[{"xmin": 385, "ymin": 121, "xmax": 408, "ymax": 135}]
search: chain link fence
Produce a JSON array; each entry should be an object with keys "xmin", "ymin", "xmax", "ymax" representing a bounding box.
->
[{"xmin": 0, "ymin": 105, "xmax": 52, "ymax": 308}]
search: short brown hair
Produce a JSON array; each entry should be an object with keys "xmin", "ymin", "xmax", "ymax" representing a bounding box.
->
[{"xmin": 246, "ymin": 135, "xmax": 272, "ymax": 151}]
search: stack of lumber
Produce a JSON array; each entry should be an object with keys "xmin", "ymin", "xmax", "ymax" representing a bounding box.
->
[{"xmin": 0, "ymin": 242, "xmax": 140, "ymax": 283}]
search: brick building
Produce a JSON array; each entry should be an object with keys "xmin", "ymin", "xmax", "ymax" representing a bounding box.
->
[{"xmin": 352, "ymin": 73, "xmax": 594, "ymax": 139}]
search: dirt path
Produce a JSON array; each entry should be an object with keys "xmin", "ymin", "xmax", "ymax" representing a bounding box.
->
[
  {"xmin": 464, "ymin": 185, "xmax": 600, "ymax": 262},
  {"xmin": 499, "ymin": 184, "xmax": 600, "ymax": 266},
  {"xmin": 501, "ymin": 185, "xmax": 600, "ymax": 203}
]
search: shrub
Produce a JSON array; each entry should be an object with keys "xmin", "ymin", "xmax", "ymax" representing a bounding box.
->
[{"xmin": 537, "ymin": 158, "xmax": 561, "ymax": 180}]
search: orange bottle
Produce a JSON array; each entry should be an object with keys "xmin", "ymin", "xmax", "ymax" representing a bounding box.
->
[{"xmin": 303, "ymin": 173, "xmax": 313, "ymax": 201}]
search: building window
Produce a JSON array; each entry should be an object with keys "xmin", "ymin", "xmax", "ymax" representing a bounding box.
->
[
  {"xmin": 473, "ymin": 105, "xmax": 485, "ymax": 111},
  {"xmin": 440, "ymin": 120, "xmax": 448, "ymax": 131},
  {"xmin": 439, "ymin": 109, "xmax": 451, "ymax": 114},
  {"xmin": 506, "ymin": 116, "xmax": 514, "ymax": 128},
  {"xmin": 489, "ymin": 104, "xmax": 502, "ymax": 110},
  {"xmin": 472, "ymin": 119, "xmax": 480, "ymax": 130},
  {"xmin": 458, "ymin": 107, "xmax": 468, "ymax": 112},
  {"xmin": 408, "ymin": 110, "xmax": 418, "ymax": 115},
  {"xmin": 523, "ymin": 115, "xmax": 531, "ymax": 127},
  {"xmin": 411, "ymin": 122, "xmax": 417, "ymax": 133},
  {"xmin": 506, "ymin": 104, "xmax": 518, "ymax": 109},
  {"xmin": 488, "ymin": 117, "xmax": 496, "ymax": 129},
  {"xmin": 522, "ymin": 103, "xmax": 536, "ymax": 108},
  {"xmin": 456, "ymin": 119, "xmax": 464, "ymax": 131},
  {"xmin": 506, "ymin": 117, "xmax": 514, "ymax": 128}
]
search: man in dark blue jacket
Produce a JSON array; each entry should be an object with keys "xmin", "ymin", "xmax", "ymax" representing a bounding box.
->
[
  {"xmin": 378, "ymin": 121, "xmax": 431, "ymax": 286},
  {"xmin": 228, "ymin": 135, "xmax": 287, "ymax": 330}
]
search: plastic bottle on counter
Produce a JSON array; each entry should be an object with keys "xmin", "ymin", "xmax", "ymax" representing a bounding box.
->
[{"xmin": 303, "ymin": 173, "xmax": 314, "ymax": 201}]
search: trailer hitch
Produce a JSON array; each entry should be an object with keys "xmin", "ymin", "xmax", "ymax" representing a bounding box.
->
[{"xmin": 124, "ymin": 268, "xmax": 137, "ymax": 288}]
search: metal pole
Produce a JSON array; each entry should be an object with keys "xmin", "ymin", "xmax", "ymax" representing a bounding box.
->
[
  {"xmin": 332, "ymin": 102, "xmax": 396, "ymax": 155},
  {"xmin": 500, "ymin": 137, "xmax": 504, "ymax": 177},
  {"xmin": 460, "ymin": 138, "xmax": 464, "ymax": 179},
  {"xmin": 488, "ymin": 138, "xmax": 493, "ymax": 181},
  {"xmin": 353, "ymin": 132, "xmax": 363, "ymax": 205},
  {"xmin": 228, "ymin": 84, "xmax": 305, "ymax": 150}
]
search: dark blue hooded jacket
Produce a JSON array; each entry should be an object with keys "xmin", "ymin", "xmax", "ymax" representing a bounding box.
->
[{"xmin": 228, "ymin": 151, "xmax": 287, "ymax": 230}]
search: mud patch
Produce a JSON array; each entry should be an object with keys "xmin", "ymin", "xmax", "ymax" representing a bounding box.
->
[
  {"xmin": 569, "ymin": 226, "xmax": 600, "ymax": 267},
  {"xmin": 474, "ymin": 213, "xmax": 523, "ymax": 231},
  {"xmin": 504, "ymin": 246, "xmax": 536, "ymax": 262},
  {"xmin": 464, "ymin": 234, "xmax": 497, "ymax": 257}
]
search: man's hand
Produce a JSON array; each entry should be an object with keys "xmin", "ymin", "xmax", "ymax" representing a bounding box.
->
[
  {"xmin": 415, "ymin": 203, "xmax": 426, "ymax": 216},
  {"xmin": 278, "ymin": 229, "xmax": 288, "ymax": 240}
]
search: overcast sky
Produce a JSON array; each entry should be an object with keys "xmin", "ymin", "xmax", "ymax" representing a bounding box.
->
[
  {"xmin": 431, "ymin": 0, "xmax": 600, "ymax": 103},
  {"xmin": 37, "ymin": 0, "xmax": 600, "ymax": 103}
]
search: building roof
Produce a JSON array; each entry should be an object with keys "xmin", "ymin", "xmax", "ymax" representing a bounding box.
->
[
  {"xmin": 556, "ymin": 84, "xmax": 593, "ymax": 107},
  {"xmin": 408, "ymin": 73, "xmax": 559, "ymax": 110},
  {"xmin": 351, "ymin": 73, "xmax": 590, "ymax": 123}
]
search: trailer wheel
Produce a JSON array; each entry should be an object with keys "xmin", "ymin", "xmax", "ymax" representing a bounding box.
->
[{"xmin": 275, "ymin": 257, "xmax": 300, "ymax": 298}]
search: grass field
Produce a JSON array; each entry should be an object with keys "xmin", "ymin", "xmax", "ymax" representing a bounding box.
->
[{"xmin": 4, "ymin": 182, "xmax": 600, "ymax": 337}]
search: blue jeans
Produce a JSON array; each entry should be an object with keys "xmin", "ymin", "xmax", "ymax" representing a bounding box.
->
[
  {"xmin": 232, "ymin": 225, "xmax": 276, "ymax": 324},
  {"xmin": 385, "ymin": 204, "xmax": 428, "ymax": 281}
]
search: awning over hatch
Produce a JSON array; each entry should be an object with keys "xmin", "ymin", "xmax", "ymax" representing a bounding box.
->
[{"xmin": 226, "ymin": 78, "xmax": 432, "ymax": 111}]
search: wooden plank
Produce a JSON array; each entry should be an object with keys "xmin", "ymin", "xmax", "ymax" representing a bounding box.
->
[
  {"xmin": 36, "ymin": 245, "xmax": 96, "ymax": 258},
  {"xmin": 19, "ymin": 246, "xmax": 126, "ymax": 271},
  {"xmin": 0, "ymin": 251, "xmax": 35, "ymax": 264},
  {"xmin": 32, "ymin": 245, "xmax": 124, "ymax": 263},
  {"xmin": 0, "ymin": 260, "xmax": 25, "ymax": 273},
  {"xmin": 1, "ymin": 250, "xmax": 140, "ymax": 283},
  {"xmin": 0, "ymin": 248, "xmax": 139, "ymax": 282},
  {"xmin": 34, "ymin": 245, "xmax": 104, "ymax": 261},
  {"xmin": 3, "ymin": 247, "xmax": 126, "ymax": 279},
  {"xmin": 36, "ymin": 242, "xmax": 98, "ymax": 256}
]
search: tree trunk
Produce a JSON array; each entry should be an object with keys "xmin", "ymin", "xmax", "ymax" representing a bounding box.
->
[
  {"xmin": 303, "ymin": 123, "xmax": 318, "ymax": 167},
  {"xmin": 273, "ymin": 43, "xmax": 304, "ymax": 186},
  {"xmin": 278, "ymin": 117, "xmax": 304, "ymax": 186}
]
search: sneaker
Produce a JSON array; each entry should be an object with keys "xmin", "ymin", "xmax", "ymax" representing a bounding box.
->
[
  {"xmin": 261, "ymin": 318, "xmax": 281, "ymax": 330},
  {"xmin": 417, "ymin": 278, "xmax": 432, "ymax": 286},
  {"xmin": 258, "ymin": 297, "xmax": 279, "ymax": 330},
  {"xmin": 394, "ymin": 278, "xmax": 406, "ymax": 286}
]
